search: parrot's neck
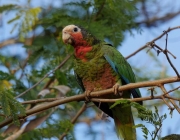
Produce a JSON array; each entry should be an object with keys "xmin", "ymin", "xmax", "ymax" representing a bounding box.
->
[
  {"xmin": 74, "ymin": 46, "xmax": 93, "ymax": 61},
  {"xmin": 73, "ymin": 37, "xmax": 101, "ymax": 61}
]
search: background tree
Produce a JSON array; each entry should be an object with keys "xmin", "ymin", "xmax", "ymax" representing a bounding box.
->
[{"xmin": 0, "ymin": 0, "xmax": 180, "ymax": 140}]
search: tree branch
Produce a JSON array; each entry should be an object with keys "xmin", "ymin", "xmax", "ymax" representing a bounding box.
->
[
  {"xmin": 125, "ymin": 25, "xmax": 180, "ymax": 59},
  {"xmin": 59, "ymin": 103, "xmax": 87, "ymax": 140},
  {"xmin": 160, "ymin": 84, "xmax": 180, "ymax": 113},
  {"xmin": 0, "ymin": 37, "xmax": 34, "ymax": 48},
  {"xmin": 0, "ymin": 76, "xmax": 179, "ymax": 128},
  {"xmin": 136, "ymin": 10, "xmax": 180, "ymax": 27},
  {"xmin": 15, "ymin": 54, "xmax": 72, "ymax": 99},
  {"xmin": 163, "ymin": 31, "xmax": 180, "ymax": 77}
]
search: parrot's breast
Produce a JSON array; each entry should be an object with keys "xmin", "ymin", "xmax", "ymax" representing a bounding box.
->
[
  {"xmin": 75, "ymin": 55, "xmax": 118, "ymax": 92},
  {"xmin": 82, "ymin": 63, "xmax": 117, "ymax": 91}
]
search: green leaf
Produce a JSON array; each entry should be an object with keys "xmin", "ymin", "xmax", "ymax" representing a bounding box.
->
[
  {"xmin": 8, "ymin": 15, "xmax": 21, "ymax": 23},
  {"xmin": 110, "ymin": 99, "xmax": 130, "ymax": 109},
  {"xmin": 0, "ymin": 4, "xmax": 17, "ymax": 13},
  {"xmin": 0, "ymin": 89, "xmax": 25, "ymax": 125}
]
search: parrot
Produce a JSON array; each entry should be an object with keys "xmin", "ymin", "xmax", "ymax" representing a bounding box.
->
[{"xmin": 62, "ymin": 25, "xmax": 142, "ymax": 140}]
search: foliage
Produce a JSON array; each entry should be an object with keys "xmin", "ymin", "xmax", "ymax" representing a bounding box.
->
[
  {"xmin": 41, "ymin": 0, "xmax": 138, "ymax": 47},
  {"xmin": 111, "ymin": 100, "xmax": 167, "ymax": 140},
  {"xmin": 18, "ymin": 119, "xmax": 74, "ymax": 140},
  {"xmin": 8, "ymin": 6, "xmax": 41, "ymax": 41},
  {"xmin": 135, "ymin": 105, "xmax": 167, "ymax": 140},
  {"xmin": 0, "ymin": 80, "xmax": 25, "ymax": 125},
  {"xmin": 0, "ymin": 4, "xmax": 17, "ymax": 13}
]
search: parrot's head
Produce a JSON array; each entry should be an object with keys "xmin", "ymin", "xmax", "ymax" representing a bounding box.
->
[{"xmin": 62, "ymin": 25, "xmax": 100, "ymax": 48}]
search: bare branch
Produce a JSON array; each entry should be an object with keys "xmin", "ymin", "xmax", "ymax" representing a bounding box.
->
[
  {"xmin": 163, "ymin": 31, "xmax": 180, "ymax": 77},
  {"xmin": 59, "ymin": 103, "xmax": 87, "ymax": 140},
  {"xmin": 21, "ymin": 98, "xmax": 63, "ymax": 104},
  {"xmin": 0, "ymin": 38, "xmax": 17, "ymax": 48},
  {"xmin": 125, "ymin": 25, "xmax": 180, "ymax": 59},
  {"xmin": 0, "ymin": 37, "xmax": 33, "ymax": 48},
  {"xmin": 0, "ymin": 76, "xmax": 179, "ymax": 128},
  {"xmin": 136, "ymin": 10, "xmax": 180, "ymax": 27},
  {"xmin": 153, "ymin": 44, "xmax": 176, "ymax": 59},
  {"xmin": 15, "ymin": 54, "xmax": 72, "ymax": 99},
  {"xmin": 10, "ymin": 86, "xmax": 179, "ymax": 105},
  {"xmin": 160, "ymin": 84, "xmax": 180, "ymax": 113}
]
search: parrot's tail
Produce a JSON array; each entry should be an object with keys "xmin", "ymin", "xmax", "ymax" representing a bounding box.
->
[{"xmin": 113, "ymin": 106, "xmax": 136, "ymax": 140}]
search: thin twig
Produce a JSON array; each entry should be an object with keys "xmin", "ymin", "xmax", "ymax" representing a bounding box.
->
[
  {"xmin": 15, "ymin": 54, "xmax": 72, "ymax": 99},
  {"xmin": 161, "ymin": 96, "xmax": 174, "ymax": 110},
  {"xmin": 0, "ymin": 114, "xmax": 6, "ymax": 118},
  {"xmin": 164, "ymin": 95, "xmax": 180, "ymax": 102},
  {"xmin": 21, "ymin": 98, "xmax": 64, "ymax": 104},
  {"xmin": 153, "ymin": 44, "xmax": 176, "ymax": 59},
  {"xmin": 59, "ymin": 103, "xmax": 87, "ymax": 140},
  {"xmin": 1, "ymin": 76, "xmax": 180, "ymax": 128},
  {"xmin": 166, "ymin": 86, "xmax": 180, "ymax": 94},
  {"xmin": 125, "ymin": 45, "xmax": 147, "ymax": 59},
  {"xmin": 125, "ymin": 25, "xmax": 180, "ymax": 59},
  {"xmin": 160, "ymin": 84, "xmax": 180, "ymax": 113},
  {"xmin": 163, "ymin": 31, "xmax": 180, "ymax": 77}
]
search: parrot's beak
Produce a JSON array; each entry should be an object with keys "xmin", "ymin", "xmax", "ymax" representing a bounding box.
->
[{"xmin": 62, "ymin": 30, "xmax": 72, "ymax": 44}]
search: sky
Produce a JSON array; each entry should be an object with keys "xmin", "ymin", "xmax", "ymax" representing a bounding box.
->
[{"xmin": 1, "ymin": 0, "xmax": 180, "ymax": 140}]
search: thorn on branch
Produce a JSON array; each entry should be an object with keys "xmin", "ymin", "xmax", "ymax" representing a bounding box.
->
[
  {"xmin": 160, "ymin": 84, "xmax": 180, "ymax": 113},
  {"xmin": 126, "ymin": 25, "xmax": 180, "ymax": 59},
  {"xmin": 153, "ymin": 43, "xmax": 176, "ymax": 59},
  {"xmin": 148, "ymin": 87, "xmax": 155, "ymax": 98},
  {"xmin": 164, "ymin": 32, "xmax": 180, "ymax": 78},
  {"xmin": 169, "ymin": 108, "xmax": 174, "ymax": 117}
]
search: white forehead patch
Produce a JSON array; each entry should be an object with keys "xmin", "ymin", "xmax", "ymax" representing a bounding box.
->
[{"xmin": 62, "ymin": 25, "xmax": 81, "ymax": 32}]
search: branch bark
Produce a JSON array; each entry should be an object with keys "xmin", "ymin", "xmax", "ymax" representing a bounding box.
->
[
  {"xmin": 15, "ymin": 54, "xmax": 72, "ymax": 98},
  {"xmin": 0, "ymin": 76, "xmax": 179, "ymax": 128}
]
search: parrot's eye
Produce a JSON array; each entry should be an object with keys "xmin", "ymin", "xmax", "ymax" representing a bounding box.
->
[{"xmin": 73, "ymin": 27, "xmax": 78, "ymax": 32}]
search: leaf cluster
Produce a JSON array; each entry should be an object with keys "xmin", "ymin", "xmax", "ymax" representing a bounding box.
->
[
  {"xmin": 110, "ymin": 100, "xmax": 167, "ymax": 140},
  {"xmin": 0, "ymin": 81, "xmax": 25, "ymax": 125},
  {"xmin": 135, "ymin": 105, "xmax": 167, "ymax": 140},
  {"xmin": 18, "ymin": 119, "xmax": 74, "ymax": 140}
]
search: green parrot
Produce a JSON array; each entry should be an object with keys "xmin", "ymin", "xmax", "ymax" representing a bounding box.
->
[{"xmin": 62, "ymin": 25, "xmax": 142, "ymax": 140}]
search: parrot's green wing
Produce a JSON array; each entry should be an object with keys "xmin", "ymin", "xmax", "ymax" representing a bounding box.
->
[
  {"xmin": 74, "ymin": 72, "xmax": 85, "ymax": 91},
  {"xmin": 102, "ymin": 43, "xmax": 142, "ymax": 105}
]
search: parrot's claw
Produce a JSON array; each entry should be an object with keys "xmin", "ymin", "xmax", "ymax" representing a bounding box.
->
[
  {"xmin": 113, "ymin": 83, "xmax": 123, "ymax": 96},
  {"xmin": 85, "ymin": 90, "xmax": 91, "ymax": 102}
]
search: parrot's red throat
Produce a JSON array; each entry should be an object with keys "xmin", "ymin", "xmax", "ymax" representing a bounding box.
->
[{"xmin": 74, "ymin": 46, "xmax": 92, "ymax": 61}]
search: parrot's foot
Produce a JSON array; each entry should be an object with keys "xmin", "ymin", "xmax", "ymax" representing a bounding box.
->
[
  {"xmin": 113, "ymin": 83, "xmax": 123, "ymax": 96},
  {"xmin": 85, "ymin": 90, "xmax": 92, "ymax": 102}
]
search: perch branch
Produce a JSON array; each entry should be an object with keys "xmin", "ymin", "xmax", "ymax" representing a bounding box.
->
[{"xmin": 0, "ymin": 76, "xmax": 179, "ymax": 128}]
